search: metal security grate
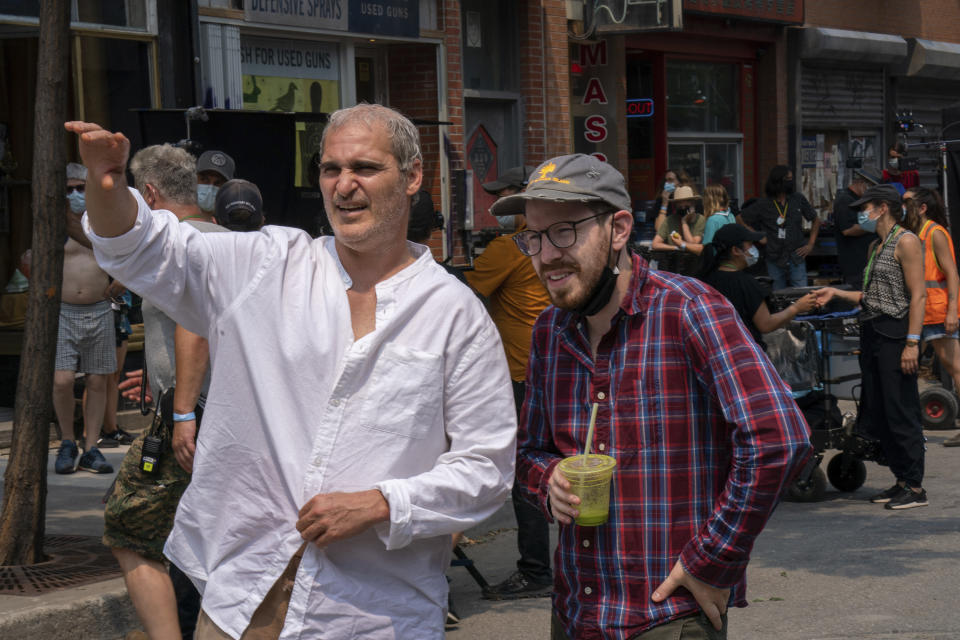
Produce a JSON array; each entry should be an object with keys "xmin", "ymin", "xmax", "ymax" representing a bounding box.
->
[{"xmin": 0, "ymin": 535, "xmax": 122, "ymax": 596}]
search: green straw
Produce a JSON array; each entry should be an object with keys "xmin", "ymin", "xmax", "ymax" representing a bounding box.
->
[{"xmin": 582, "ymin": 402, "xmax": 599, "ymax": 463}]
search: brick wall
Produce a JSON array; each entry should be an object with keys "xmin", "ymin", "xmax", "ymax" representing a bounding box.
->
[
  {"xmin": 806, "ymin": 1, "xmax": 960, "ymax": 42},
  {"xmin": 519, "ymin": 0, "xmax": 572, "ymax": 163},
  {"xmin": 388, "ymin": 42, "xmax": 444, "ymax": 259}
]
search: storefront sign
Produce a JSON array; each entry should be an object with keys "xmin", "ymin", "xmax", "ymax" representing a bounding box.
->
[
  {"xmin": 570, "ymin": 38, "xmax": 623, "ymax": 165},
  {"xmin": 626, "ymin": 99, "xmax": 654, "ymax": 118},
  {"xmin": 246, "ymin": 0, "xmax": 348, "ymax": 31},
  {"xmin": 240, "ymin": 36, "xmax": 340, "ymax": 112},
  {"xmin": 349, "ymin": 0, "xmax": 419, "ymax": 38},
  {"xmin": 684, "ymin": 0, "xmax": 803, "ymax": 24}
]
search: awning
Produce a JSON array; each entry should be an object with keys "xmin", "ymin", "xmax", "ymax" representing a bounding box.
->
[
  {"xmin": 905, "ymin": 39, "xmax": 960, "ymax": 80},
  {"xmin": 799, "ymin": 27, "xmax": 907, "ymax": 65}
]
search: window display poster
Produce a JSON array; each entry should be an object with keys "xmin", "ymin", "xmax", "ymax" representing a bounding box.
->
[
  {"xmin": 240, "ymin": 37, "xmax": 340, "ymax": 112},
  {"xmin": 801, "ymin": 135, "xmax": 817, "ymax": 169}
]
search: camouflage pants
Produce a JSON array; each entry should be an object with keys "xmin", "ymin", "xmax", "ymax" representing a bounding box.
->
[{"xmin": 103, "ymin": 432, "xmax": 190, "ymax": 562}]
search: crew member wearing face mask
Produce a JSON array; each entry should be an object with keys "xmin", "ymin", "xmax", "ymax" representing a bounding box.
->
[
  {"xmin": 816, "ymin": 184, "xmax": 928, "ymax": 510},
  {"xmin": 882, "ymin": 143, "xmax": 919, "ymax": 196},
  {"xmin": 698, "ymin": 224, "xmax": 817, "ymax": 350},
  {"xmin": 195, "ymin": 150, "xmax": 236, "ymax": 215},
  {"xmin": 741, "ymin": 165, "xmax": 820, "ymax": 290},
  {"xmin": 464, "ymin": 165, "xmax": 555, "ymax": 602}
]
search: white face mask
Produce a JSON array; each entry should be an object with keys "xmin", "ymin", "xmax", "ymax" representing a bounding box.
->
[{"xmin": 745, "ymin": 245, "xmax": 760, "ymax": 267}]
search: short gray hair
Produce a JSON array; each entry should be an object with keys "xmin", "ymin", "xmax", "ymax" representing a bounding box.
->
[
  {"xmin": 129, "ymin": 144, "xmax": 198, "ymax": 205},
  {"xmin": 321, "ymin": 103, "xmax": 422, "ymax": 173}
]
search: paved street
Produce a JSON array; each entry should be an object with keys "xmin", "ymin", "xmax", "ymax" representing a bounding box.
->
[{"xmin": 1, "ymin": 416, "xmax": 959, "ymax": 639}]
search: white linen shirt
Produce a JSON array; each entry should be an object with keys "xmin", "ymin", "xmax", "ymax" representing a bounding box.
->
[{"xmin": 86, "ymin": 189, "xmax": 516, "ymax": 639}]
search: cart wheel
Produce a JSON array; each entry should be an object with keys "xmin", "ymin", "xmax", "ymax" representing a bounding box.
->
[
  {"xmin": 826, "ymin": 453, "xmax": 867, "ymax": 492},
  {"xmin": 919, "ymin": 386, "xmax": 959, "ymax": 430},
  {"xmin": 785, "ymin": 466, "xmax": 827, "ymax": 502}
]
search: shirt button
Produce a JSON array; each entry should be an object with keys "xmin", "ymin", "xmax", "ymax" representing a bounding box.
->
[
  {"xmin": 314, "ymin": 455, "xmax": 323, "ymax": 466},
  {"xmin": 582, "ymin": 539, "xmax": 590, "ymax": 548},
  {"xmin": 584, "ymin": 586, "xmax": 592, "ymax": 595},
  {"xmin": 330, "ymin": 398, "xmax": 340, "ymax": 407},
  {"xmin": 597, "ymin": 391, "xmax": 606, "ymax": 400},
  {"xmin": 598, "ymin": 443, "xmax": 605, "ymax": 451}
]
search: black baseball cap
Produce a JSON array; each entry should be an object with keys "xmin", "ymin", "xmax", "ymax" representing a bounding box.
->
[
  {"xmin": 197, "ymin": 150, "xmax": 236, "ymax": 182},
  {"xmin": 850, "ymin": 184, "xmax": 902, "ymax": 208},
  {"xmin": 482, "ymin": 166, "xmax": 535, "ymax": 195},
  {"xmin": 711, "ymin": 224, "xmax": 765, "ymax": 250},
  {"xmin": 215, "ymin": 179, "xmax": 263, "ymax": 231}
]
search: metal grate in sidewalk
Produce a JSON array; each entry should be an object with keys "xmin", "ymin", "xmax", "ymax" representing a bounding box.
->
[{"xmin": 0, "ymin": 535, "xmax": 121, "ymax": 596}]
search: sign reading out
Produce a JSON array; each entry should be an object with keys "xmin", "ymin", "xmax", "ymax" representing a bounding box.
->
[{"xmin": 626, "ymin": 99, "xmax": 654, "ymax": 118}]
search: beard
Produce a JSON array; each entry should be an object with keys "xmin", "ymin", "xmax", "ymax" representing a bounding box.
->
[
  {"xmin": 326, "ymin": 178, "xmax": 410, "ymax": 251},
  {"xmin": 537, "ymin": 233, "xmax": 611, "ymax": 311}
]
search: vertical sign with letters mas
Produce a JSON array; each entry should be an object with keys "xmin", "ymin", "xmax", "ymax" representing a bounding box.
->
[{"xmin": 570, "ymin": 37, "xmax": 625, "ymax": 168}]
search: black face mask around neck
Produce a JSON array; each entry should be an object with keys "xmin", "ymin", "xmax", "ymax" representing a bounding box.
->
[{"xmin": 574, "ymin": 221, "xmax": 621, "ymax": 317}]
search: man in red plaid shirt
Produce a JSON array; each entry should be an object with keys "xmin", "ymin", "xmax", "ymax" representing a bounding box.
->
[{"xmin": 492, "ymin": 155, "xmax": 812, "ymax": 639}]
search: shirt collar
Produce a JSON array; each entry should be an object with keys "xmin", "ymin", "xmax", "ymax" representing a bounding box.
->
[{"xmin": 324, "ymin": 238, "xmax": 433, "ymax": 291}]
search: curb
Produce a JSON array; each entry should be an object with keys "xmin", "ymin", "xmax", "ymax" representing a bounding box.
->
[{"xmin": 0, "ymin": 579, "xmax": 137, "ymax": 640}]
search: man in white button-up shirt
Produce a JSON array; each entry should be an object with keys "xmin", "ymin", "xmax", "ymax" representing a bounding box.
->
[{"xmin": 65, "ymin": 104, "xmax": 517, "ymax": 640}]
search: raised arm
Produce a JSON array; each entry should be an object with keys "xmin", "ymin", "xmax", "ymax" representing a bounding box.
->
[{"xmin": 64, "ymin": 121, "xmax": 137, "ymax": 238}]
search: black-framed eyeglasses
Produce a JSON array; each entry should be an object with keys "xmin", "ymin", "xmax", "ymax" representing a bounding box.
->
[
  {"xmin": 66, "ymin": 185, "xmax": 85, "ymax": 195},
  {"xmin": 512, "ymin": 211, "xmax": 613, "ymax": 257}
]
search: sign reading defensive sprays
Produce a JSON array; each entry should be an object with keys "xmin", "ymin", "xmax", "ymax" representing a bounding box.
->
[{"xmin": 246, "ymin": 0, "xmax": 348, "ymax": 31}]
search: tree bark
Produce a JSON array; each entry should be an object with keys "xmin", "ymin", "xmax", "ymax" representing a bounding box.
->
[{"xmin": 0, "ymin": 0, "xmax": 71, "ymax": 566}]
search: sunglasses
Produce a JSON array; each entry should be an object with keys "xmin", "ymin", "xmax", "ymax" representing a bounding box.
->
[{"xmin": 66, "ymin": 185, "xmax": 86, "ymax": 195}]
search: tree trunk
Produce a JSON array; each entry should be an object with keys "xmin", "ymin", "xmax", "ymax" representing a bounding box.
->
[{"xmin": 0, "ymin": 0, "xmax": 71, "ymax": 566}]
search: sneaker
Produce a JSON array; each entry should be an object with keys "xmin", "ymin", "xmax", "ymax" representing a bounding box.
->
[
  {"xmin": 885, "ymin": 487, "xmax": 928, "ymax": 510},
  {"xmin": 481, "ymin": 570, "xmax": 552, "ymax": 601},
  {"xmin": 77, "ymin": 447, "xmax": 114, "ymax": 474},
  {"xmin": 944, "ymin": 432, "xmax": 960, "ymax": 447},
  {"xmin": 99, "ymin": 427, "xmax": 135, "ymax": 447},
  {"xmin": 54, "ymin": 439, "xmax": 79, "ymax": 474},
  {"xmin": 869, "ymin": 484, "xmax": 904, "ymax": 504}
]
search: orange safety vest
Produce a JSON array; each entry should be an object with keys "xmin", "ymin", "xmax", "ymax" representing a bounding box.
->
[{"xmin": 919, "ymin": 219, "xmax": 960, "ymax": 325}]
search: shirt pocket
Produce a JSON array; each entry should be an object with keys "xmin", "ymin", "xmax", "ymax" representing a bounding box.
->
[{"xmin": 353, "ymin": 343, "xmax": 444, "ymax": 440}]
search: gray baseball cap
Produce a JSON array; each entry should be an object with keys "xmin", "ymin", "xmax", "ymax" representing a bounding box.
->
[
  {"xmin": 197, "ymin": 150, "xmax": 236, "ymax": 182},
  {"xmin": 489, "ymin": 154, "xmax": 631, "ymax": 216},
  {"xmin": 850, "ymin": 183, "xmax": 903, "ymax": 208},
  {"xmin": 66, "ymin": 162, "xmax": 87, "ymax": 181}
]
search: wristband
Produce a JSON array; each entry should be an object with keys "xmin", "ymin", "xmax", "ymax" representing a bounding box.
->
[
  {"xmin": 172, "ymin": 411, "xmax": 196, "ymax": 422},
  {"xmin": 907, "ymin": 334, "xmax": 921, "ymax": 341},
  {"xmin": 680, "ymin": 242, "xmax": 686, "ymax": 252},
  {"xmin": 660, "ymin": 206, "xmax": 667, "ymax": 212}
]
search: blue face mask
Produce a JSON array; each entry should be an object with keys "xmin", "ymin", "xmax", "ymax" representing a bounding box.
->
[
  {"xmin": 745, "ymin": 245, "xmax": 760, "ymax": 267},
  {"xmin": 663, "ymin": 182, "xmax": 676, "ymax": 193},
  {"xmin": 66, "ymin": 191, "xmax": 86, "ymax": 214},
  {"xmin": 858, "ymin": 209, "xmax": 878, "ymax": 234},
  {"xmin": 197, "ymin": 184, "xmax": 219, "ymax": 212},
  {"xmin": 496, "ymin": 215, "xmax": 514, "ymax": 228}
]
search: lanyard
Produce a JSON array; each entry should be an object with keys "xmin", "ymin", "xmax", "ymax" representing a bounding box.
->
[
  {"xmin": 774, "ymin": 199, "xmax": 787, "ymax": 225},
  {"xmin": 862, "ymin": 224, "xmax": 901, "ymax": 290}
]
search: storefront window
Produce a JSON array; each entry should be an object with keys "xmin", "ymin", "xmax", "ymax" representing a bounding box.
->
[
  {"xmin": 0, "ymin": 0, "xmax": 148, "ymax": 29},
  {"xmin": 461, "ymin": 0, "xmax": 517, "ymax": 92},
  {"xmin": 668, "ymin": 140, "xmax": 742, "ymax": 203},
  {"xmin": 666, "ymin": 61, "xmax": 738, "ymax": 133},
  {"xmin": 78, "ymin": 36, "xmax": 154, "ymax": 149},
  {"xmin": 77, "ymin": 0, "xmax": 147, "ymax": 29}
]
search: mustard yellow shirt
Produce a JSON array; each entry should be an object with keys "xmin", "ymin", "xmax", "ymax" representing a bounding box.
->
[{"xmin": 466, "ymin": 229, "xmax": 551, "ymax": 381}]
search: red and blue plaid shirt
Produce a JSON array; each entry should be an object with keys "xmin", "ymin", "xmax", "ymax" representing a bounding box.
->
[{"xmin": 518, "ymin": 254, "xmax": 812, "ymax": 639}]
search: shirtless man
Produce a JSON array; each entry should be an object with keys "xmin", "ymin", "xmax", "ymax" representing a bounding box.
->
[{"xmin": 53, "ymin": 162, "xmax": 119, "ymax": 474}]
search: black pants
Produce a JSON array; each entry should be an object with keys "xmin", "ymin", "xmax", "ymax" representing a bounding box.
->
[
  {"xmin": 857, "ymin": 319, "xmax": 925, "ymax": 487},
  {"xmin": 169, "ymin": 562, "xmax": 202, "ymax": 640},
  {"xmin": 512, "ymin": 380, "xmax": 552, "ymax": 584}
]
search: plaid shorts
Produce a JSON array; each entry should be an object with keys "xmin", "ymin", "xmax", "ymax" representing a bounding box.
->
[{"xmin": 55, "ymin": 300, "xmax": 117, "ymax": 374}]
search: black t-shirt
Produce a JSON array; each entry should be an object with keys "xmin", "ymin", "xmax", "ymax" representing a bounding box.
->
[
  {"xmin": 832, "ymin": 187, "xmax": 875, "ymax": 288},
  {"xmin": 704, "ymin": 269, "xmax": 767, "ymax": 346},
  {"xmin": 741, "ymin": 193, "xmax": 817, "ymax": 268}
]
